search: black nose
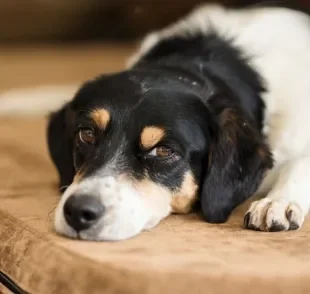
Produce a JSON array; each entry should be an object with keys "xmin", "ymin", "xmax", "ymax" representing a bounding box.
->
[{"xmin": 63, "ymin": 195, "xmax": 104, "ymax": 232}]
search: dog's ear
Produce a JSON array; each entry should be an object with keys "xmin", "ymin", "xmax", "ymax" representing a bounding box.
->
[
  {"xmin": 200, "ymin": 106, "xmax": 273, "ymax": 223},
  {"xmin": 47, "ymin": 103, "xmax": 75, "ymax": 192}
]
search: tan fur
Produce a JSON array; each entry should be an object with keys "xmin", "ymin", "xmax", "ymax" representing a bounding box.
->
[
  {"xmin": 258, "ymin": 146, "xmax": 268, "ymax": 159},
  {"xmin": 90, "ymin": 108, "xmax": 110, "ymax": 129},
  {"xmin": 73, "ymin": 164, "xmax": 91, "ymax": 184},
  {"xmin": 140, "ymin": 126, "xmax": 165, "ymax": 149},
  {"xmin": 73, "ymin": 173, "xmax": 81, "ymax": 183},
  {"xmin": 76, "ymin": 165, "xmax": 197, "ymax": 215},
  {"xmin": 171, "ymin": 172, "xmax": 198, "ymax": 213},
  {"xmin": 134, "ymin": 178, "xmax": 172, "ymax": 219},
  {"xmin": 135, "ymin": 179, "xmax": 171, "ymax": 199},
  {"xmin": 73, "ymin": 170, "xmax": 85, "ymax": 183},
  {"xmin": 127, "ymin": 171, "xmax": 197, "ymax": 214}
]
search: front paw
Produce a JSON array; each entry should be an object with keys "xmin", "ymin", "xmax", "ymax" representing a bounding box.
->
[{"xmin": 244, "ymin": 198, "xmax": 305, "ymax": 232}]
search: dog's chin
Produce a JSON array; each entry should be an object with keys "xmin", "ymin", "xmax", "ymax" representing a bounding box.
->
[
  {"xmin": 53, "ymin": 189, "xmax": 167, "ymax": 241},
  {"xmin": 53, "ymin": 177, "xmax": 172, "ymax": 241},
  {"xmin": 54, "ymin": 211, "xmax": 163, "ymax": 242},
  {"xmin": 54, "ymin": 204, "xmax": 148, "ymax": 241}
]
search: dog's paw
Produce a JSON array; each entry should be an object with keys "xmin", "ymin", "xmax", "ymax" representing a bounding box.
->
[{"xmin": 244, "ymin": 198, "xmax": 305, "ymax": 232}]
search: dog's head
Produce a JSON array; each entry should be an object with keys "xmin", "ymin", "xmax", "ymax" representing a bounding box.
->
[{"xmin": 48, "ymin": 65, "xmax": 272, "ymax": 241}]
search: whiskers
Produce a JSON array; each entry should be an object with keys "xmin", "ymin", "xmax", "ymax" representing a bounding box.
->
[
  {"xmin": 45, "ymin": 201, "xmax": 58, "ymax": 232},
  {"xmin": 59, "ymin": 185, "xmax": 69, "ymax": 192}
]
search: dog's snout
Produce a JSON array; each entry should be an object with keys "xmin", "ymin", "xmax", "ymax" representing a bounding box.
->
[{"xmin": 64, "ymin": 194, "xmax": 104, "ymax": 231}]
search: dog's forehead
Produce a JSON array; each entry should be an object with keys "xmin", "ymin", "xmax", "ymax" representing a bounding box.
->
[
  {"xmin": 72, "ymin": 71, "xmax": 144, "ymax": 110},
  {"xmin": 73, "ymin": 70, "xmax": 201, "ymax": 107},
  {"xmin": 71, "ymin": 70, "xmax": 206, "ymax": 126}
]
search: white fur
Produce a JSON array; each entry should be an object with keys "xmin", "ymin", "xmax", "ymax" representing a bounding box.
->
[
  {"xmin": 55, "ymin": 176, "xmax": 171, "ymax": 241},
  {"xmin": 3, "ymin": 4, "xmax": 310, "ymax": 236},
  {"xmin": 130, "ymin": 4, "xmax": 310, "ymax": 231}
]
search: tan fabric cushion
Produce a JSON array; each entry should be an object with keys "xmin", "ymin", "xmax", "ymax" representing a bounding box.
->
[
  {"xmin": 1, "ymin": 43, "xmax": 310, "ymax": 294},
  {"xmin": 0, "ymin": 118, "xmax": 310, "ymax": 294}
]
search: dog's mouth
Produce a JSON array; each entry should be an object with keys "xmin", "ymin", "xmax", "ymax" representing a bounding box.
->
[{"xmin": 53, "ymin": 177, "xmax": 172, "ymax": 241}]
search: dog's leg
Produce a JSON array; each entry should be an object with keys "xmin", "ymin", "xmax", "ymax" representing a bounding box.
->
[{"xmin": 244, "ymin": 157, "xmax": 310, "ymax": 231}]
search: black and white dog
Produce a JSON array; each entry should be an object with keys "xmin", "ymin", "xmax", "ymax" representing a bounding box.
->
[{"xmin": 2, "ymin": 3, "xmax": 310, "ymax": 241}]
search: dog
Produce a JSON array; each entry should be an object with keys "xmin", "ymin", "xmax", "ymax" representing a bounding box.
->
[{"xmin": 3, "ymin": 2, "xmax": 310, "ymax": 241}]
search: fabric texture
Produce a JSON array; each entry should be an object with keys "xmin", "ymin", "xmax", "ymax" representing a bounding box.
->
[
  {"xmin": 1, "ymin": 44, "xmax": 310, "ymax": 294},
  {"xmin": 0, "ymin": 118, "xmax": 310, "ymax": 294}
]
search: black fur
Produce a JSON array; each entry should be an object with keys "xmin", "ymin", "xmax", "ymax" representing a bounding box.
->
[
  {"xmin": 47, "ymin": 30, "xmax": 273, "ymax": 223},
  {"xmin": 136, "ymin": 33, "xmax": 266, "ymax": 130},
  {"xmin": 135, "ymin": 33, "xmax": 273, "ymax": 222},
  {"xmin": 47, "ymin": 104, "xmax": 75, "ymax": 191}
]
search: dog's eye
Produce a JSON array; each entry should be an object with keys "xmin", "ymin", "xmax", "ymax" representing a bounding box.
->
[
  {"xmin": 148, "ymin": 146, "xmax": 173, "ymax": 158},
  {"xmin": 78, "ymin": 128, "xmax": 95, "ymax": 144}
]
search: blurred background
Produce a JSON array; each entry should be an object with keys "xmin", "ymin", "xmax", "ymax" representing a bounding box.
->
[{"xmin": 1, "ymin": 0, "xmax": 309, "ymax": 92}]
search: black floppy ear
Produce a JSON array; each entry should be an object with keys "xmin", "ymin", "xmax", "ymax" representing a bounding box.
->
[
  {"xmin": 200, "ymin": 108, "xmax": 273, "ymax": 223},
  {"xmin": 47, "ymin": 104, "xmax": 75, "ymax": 192}
]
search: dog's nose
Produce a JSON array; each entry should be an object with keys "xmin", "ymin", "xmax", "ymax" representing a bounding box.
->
[{"xmin": 63, "ymin": 195, "xmax": 104, "ymax": 231}]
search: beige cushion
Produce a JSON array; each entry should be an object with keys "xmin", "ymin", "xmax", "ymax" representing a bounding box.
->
[
  {"xmin": 0, "ymin": 118, "xmax": 310, "ymax": 293},
  {"xmin": 1, "ymin": 44, "xmax": 310, "ymax": 294}
]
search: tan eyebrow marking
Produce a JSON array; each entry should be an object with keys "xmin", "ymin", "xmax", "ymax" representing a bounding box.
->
[
  {"xmin": 89, "ymin": 108, "xmax": 110, "ymax": 129},
  {"xmin": 140, "ymin": 126, "xmax": 165, "ymax": 149}
]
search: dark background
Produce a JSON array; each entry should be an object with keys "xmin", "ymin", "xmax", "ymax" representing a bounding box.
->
[
  {"xmin": 1, "ymin": 0, "xmax": 309, "ymax": 43},
  {"xmin": 1, "ymin": 0, "xmax": 309, "ymax": 92}
]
